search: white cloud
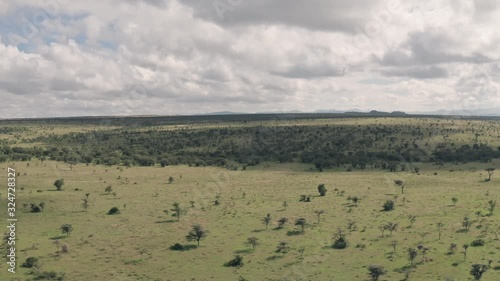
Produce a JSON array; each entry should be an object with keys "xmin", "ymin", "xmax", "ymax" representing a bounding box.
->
[{"xmin": 0, "ymin": 0, "xmax": 499, "ymax": 118}]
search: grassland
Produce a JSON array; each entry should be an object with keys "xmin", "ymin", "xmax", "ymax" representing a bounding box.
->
[{"xmin": 0, "ymin": 116, "xmax": 499, "ymax": 281}]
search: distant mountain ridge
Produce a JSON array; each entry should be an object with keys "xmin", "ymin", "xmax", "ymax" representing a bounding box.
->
[{"xmin": 202, "ymin": 108, "xmax": 499, "ymax": 117}]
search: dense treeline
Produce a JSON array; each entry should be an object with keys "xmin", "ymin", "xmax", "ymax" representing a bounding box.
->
[{"xmin": 1, "ymin": 120, "xmax": 499, "ymax": 170}]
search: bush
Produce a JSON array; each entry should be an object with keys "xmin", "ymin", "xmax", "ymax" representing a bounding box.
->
[
  {"xmin": 471, "ymin": 239, "xmax": 485, "ymax": 247},
  {"xmin": 383, "ymin": 200, "xmax": 395, "ymax": 211},
  {"xmin": 169, "ymin": 243, "xmax": 184, "ymax": 251},
  {"xmin": 332, "ymin": 237, "xmax": 348, "ymax": 249},
  {"xmin": 107, "ymin": 207, "xmax": 120, "ymax": 215},
  {"xmin": 22, "ymin": 257, "xmax": 39, "ymax": 268},
  {"xmin": 30, "ymin": 205, "xmax": 42, "ymax": 213},
  {"xmin": 224, "ymin": 255, "xmax": 244, "ymax": 267},
  {"xmin": 33, "ymin": 271, "xmax": 65, "ymax": 280},
  {"xmin": 318, "ymin": 184, "xmax": 327, "ymax": 196}
]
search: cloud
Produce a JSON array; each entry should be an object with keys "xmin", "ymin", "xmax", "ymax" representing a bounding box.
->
[{"xmin": 0, "ymin": 0, "xmax": 500, "ymax": 118}]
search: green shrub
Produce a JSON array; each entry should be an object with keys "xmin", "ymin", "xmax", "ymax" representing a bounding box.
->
[
  {"xmin": 471, "ymin": 239, "xmax": 485, "ymax": 247},
  {"xmin": 332, "ymin": 237, "xmax": 348, "ymax": 249},
  {"xmin": 107, "ymin": 207, "xmax": 120, "ymax": 215},
  {"xmin": 22, "ymin": 257, "xmax": 39, "ymax": 268},
  {"xmin": 33, "ymin": 271, "xmax": 65, "ymax": 280},
  {"xmin": 169, "ymin": 243, "xmax": 184, "ymax": 251},
  {"xmin": 224, "ymin": 255, "xmax": 243, "ymax": 267},
  {"xmin": 383, "ymin": 200, "xmax": 395, "ymax": 211}
]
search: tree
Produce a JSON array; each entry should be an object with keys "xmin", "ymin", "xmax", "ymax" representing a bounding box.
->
[
  {"xmin": 278, "ymin": 217, "xmax": 288, "ymax": 229},
  {"xmin": 317, "ymin": 184, "xmax": 327, "ymax": 196},
  {"xmin": 386, "ymin": 222, "xmax": 398, "ymax": 236},
  {"xmin": 224, "ymin": 255, "xmax": 243, "ymax": 267},
  {"xmin": 314, "ymin": 210, "xmax": 325, "ymax": 224},
  {"xmin": 276, "ymin": 241, "xmax": 290, "ymax": 254},
  {"xmin": 168, "ymin": 176, "xmax": 174, "ymax": 184},
  {"xmin": 437, "ymin": 222, "xmax": 444, "ymax": 240},
  {"xmin": 347, "ymin": 220, "xmax": 357, "ymax": 233},
  {"xmin": 485, "ymin": 168, "xmax": 494, "ymax": 181},
  {"xmin": 383, "ymin": 200, "xmax": 395, "ymax": 211},
  {"xmin": 408, "ymin": 215, "xmax": 417, "ymax": 227},
  {"xmin": 351, "ymin": 196, "xmax": 360, "ymax": 206},
  {"xmin": 368, "ymin": 265, "xmax": 387, "ymax": 281},
  {"xmin": 171, "ymin": 202, "xmax": 186, "ymax": 221},
  {"xmin": 487, "ymin": 200, "xmax": 496, "ymax": 216},
  {"xmin": 332, "ymin": 228, "xmax": 348, "ymax": 249},
  {"xmin": 60, "ymin": 224, "xmax": 73, "ymax": 236},
  {"xmin": 282, "ymin": 201, "xmax": 288, "ymax": 210},
  {"xmin": 390, "ymin": 240, "xmax": 398, "ymax": 253},
  {"xmin": 462, "ymin": 244, "xmax": 469, "ymax": 261},
  {"xmin": 448, "ymin": 243, "xmax": 457, "ymax": 254},
  {"xmin": 462, "ymin": 217, "xmax": 472, "ymax": 231},
  {"xmin": 105, "ymin": 185, "xmax": 113, "ymax": 194},
  {"xmin": 394, "ymin": 179, "xmax": 405, "ymax": 194},
  {"xmin": 470, "ymin": 264, "xmax": 488, "ymax": 281},
  {"xmin": 407, "ymin": 248, "xmax": 418, "ymax": 267},
  {"xmin": 417, "ymin": 245, "xmax": 430, "ymax": 263},
  {"xmin": 451, "ymin": 197, "xmax": 458, "ymax": 206},
  {"xmin": 295, "ymin": 218, "xmax": 307, "ymax": 233},
  {"xmin": 54, "ymin": 179, "xmax": 64, "ymax": 191},
  {"xmin": 82, "ymin": 193, "xmax": 90, "ymax": 211},
  {"xmin": 262, "ymin": 213, "xmax": 272, "ymax": 229},
  {"xmin": 379, "ymin": 224, "xmax": 388, "ymax": 238},
  {"xmin": 186, "ymin": 224, "xmax": 207, "ymax": 246},
  {"xmin": 246, "ymin": 237, "xmax": 259, "ymax": 250}
]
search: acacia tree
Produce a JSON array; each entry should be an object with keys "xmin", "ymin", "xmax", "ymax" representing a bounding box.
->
[
  {"xmin": 394, "ymin": 179, "xmax": 405, "ymax": 194},
  {"xmin": 368, "ymin": 265, "xmax": 387, "ymax": 281},
  {"xmin": 462, "ymin": 244, "xmax": 469, "ymax": 261},
  {"xmin": 386, "ymin": 222, "xmax": 398, "ymax": 236},
  {"xmin": 408, "ymin": 215, "xmax": 417, "ymax": 227},
  {"xmin": 437, "ymin": 222, "xmax": 444, "ymax": 240},
  {"xmin": 246, "ymin": 237, "xmax": 259, "ymax": 250},
  {"xmin": 171, "ymin": 202, "xmax": 186, "ymax": 221},
  {"xmin": 485, "ymin": 168, "xmax": 494, "ymax": 181},
  {"xmin": 470, "ymin": 264, "xmax": 488, "ymax": 281},
  {"xmin": 418, "ymin": 245, "xmax": 430, "ymax": 263},
  {"xmin": 295, "ymin": 218, "xmax": 307, "ymax": 233},
  {"xmin": 390, "ymin": 240, "xmax": 398, "ymax": 254},
  {"xmin": 278, "ymin": 217, "xmax": 288, "ymax": 229},
  {"xmin": 186, "ymin": 224, "xmax": 207, "ymax": 246},
  {"xmin": 407, "ymin": 248, "xmax": 418, "ymax": 267},
  {"xmin": 105, "ymin": 185, "xmax": 113, "ymax": 194},
  {"xmin": 276, "ymin": 241, "xmax": 290, "ymax": 255},
  {"xmin": 262, "ymin": 214, "xmax": 272, "ymax": 229},
  {"xmin": 487, "ymin": 200, "xmax": 496, "ymax": 216},
  {"xmin": 54, "ymin": 179, "xmax": 65, "ymax": 191},
  {"xmin": 60, "ymin": 224, "xmax": 73, "ymax": 236},
  {"xmin": 314, "ymin": 210, "xmax": 325, "ymax": 224}
]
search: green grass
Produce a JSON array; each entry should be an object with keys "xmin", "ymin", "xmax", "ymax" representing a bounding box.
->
[{"xmin": 1, "ymin": 160, "xmax": 499, "ymax": 281}]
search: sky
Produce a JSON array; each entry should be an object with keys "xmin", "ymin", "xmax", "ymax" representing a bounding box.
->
[{"xmin": 1, "ymin": 0, "xmax": 500, "ymax": 118}]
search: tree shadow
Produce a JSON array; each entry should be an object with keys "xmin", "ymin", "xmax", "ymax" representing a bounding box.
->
[
  {"xmin": 286, "ymin": 230, "xmax": 303, "ymax": 236},
  {"xmin": 251, "ymin": 229, "xmax": 265, "ymax": 233},
  {"xmin": 155, "ymin": 219, "xmax": 177, "ymax": 224},
  {"xmin": 49, "ymin": 235, "xmax": 67, "ymax": 240},
  {"xmin": 234, "ymin": 249, "xmax": 253, "ymax": 254},
  {"xmin": 169, "ymin": 244, "xmax": 197, "ymax": 252},
  {"xmin": 266, "ymin": 255, "xmax": 284, "ymax": 261}
]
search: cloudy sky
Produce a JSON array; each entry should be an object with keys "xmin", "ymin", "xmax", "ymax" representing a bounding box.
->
[{"xmin": 1, "ymin": 0, "xmax": 500, "ymax": 118}]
